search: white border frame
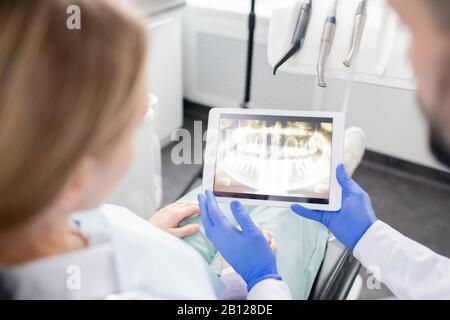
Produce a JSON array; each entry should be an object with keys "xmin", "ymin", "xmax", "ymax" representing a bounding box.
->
[{"xmin": 203, "ymin": 108, "xmax": 344, "ymax": 211}]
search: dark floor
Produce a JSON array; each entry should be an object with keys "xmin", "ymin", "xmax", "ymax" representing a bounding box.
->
[
  {"xmin": 161, "ymin": 112, "xmax": 450, "ymax": 300},
  {"xmin": 160, "ymin": 112, "xmax": 206, "ymax": 207}
]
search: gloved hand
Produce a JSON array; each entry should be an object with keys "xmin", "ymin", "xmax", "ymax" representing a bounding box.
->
[
  {"xmin": 291, "ymin": 164, "xmax": 378, "ymax": 251},
  {"xmin": 198, "ymin": 191, "xmax": 281, "ymax": 291}
]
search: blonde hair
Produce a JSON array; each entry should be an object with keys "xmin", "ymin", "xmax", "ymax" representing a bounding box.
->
[{"xmin": 0, "ymin": 0, "xmax": 148, "ymax": 230}]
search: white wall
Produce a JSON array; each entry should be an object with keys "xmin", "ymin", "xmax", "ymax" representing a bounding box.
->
[
  {"xmin": 184, "ymin": 0, "xmax": 448, "ymax": 172},
  {"xmin": 320, "ymin": 80, "xmax": 447, "ymax": 171},
  {"xmin": 147, "ymin": 9, "xmax": 184, "ymax": 146}
]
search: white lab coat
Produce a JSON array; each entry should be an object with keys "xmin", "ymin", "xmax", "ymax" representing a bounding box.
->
[
  {"xmin": 99, "ymin": 204, "xmax": 292, "ymax": 299},
  {"xmin": 0, "ymin": 204, "xmax": 291, "ymax": 300},
  {"xmin": 354, "ymin": 220, "xmax": 450, "ymax": 300},
  {"xmin": 252, "ymin": 219, "xmax": 450, "ymax": 300}
]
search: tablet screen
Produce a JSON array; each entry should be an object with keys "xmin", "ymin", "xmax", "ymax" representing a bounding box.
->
[{"xmin": 213, "ymin": 114, "xmax": 333, "ymax": 204}]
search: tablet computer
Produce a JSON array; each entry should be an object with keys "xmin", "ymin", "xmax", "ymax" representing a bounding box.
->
[{"xmin": 203, "ymin": 108, "xmax": 344, "ymax": 211}]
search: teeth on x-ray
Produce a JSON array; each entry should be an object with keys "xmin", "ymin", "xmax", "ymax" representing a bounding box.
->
[{"xmin": 215, "ymin": 120, "xmax": 332, "ymax": 195}]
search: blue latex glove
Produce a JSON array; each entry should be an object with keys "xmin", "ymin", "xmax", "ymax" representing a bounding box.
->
[
  {"xmin": 291, "ymin": 164, "xmax": 378, "ymax": 251},
  {"xmin": 198, "ymin": 190, "xmax": 281, "ymax": 291}
]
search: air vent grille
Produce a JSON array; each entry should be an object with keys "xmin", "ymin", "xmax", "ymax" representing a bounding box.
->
[{"xmin": 197, "ymin": 32, "xmax": 315, "ymax": 110}]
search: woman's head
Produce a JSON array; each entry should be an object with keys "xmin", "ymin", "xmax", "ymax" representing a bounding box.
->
[{"xmin": 0, "ymin": 0, "xmax": 148, "ymax": 231}]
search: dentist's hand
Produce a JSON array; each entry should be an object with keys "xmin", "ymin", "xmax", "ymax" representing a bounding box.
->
[
  {"xmin": 198, "ymin": 191, "xmax": 281, "ymax": 291},
  {"xmin": 291, "ymin": 164, "xmax": 378, "ymax": 251}
]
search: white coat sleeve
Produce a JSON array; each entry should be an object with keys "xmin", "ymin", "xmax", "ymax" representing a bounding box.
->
[
  {"xmin": 247, "ymin": 279, "xmax": 292, "ymax": 300},
  {"xmin": 354, "ymin": 220, "xmax": 450, "ymax": 300}
]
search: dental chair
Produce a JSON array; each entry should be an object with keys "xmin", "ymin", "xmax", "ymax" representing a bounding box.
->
[
  {"xmin": 308, "ymin": 238, "xmax": 361, "ymax": 300},
  {"xmin": 181, "ymin": 165, "xmax": 362, "ymax": 301}
]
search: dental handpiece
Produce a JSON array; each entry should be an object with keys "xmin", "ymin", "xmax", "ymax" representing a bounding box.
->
[
  {"xmin": 317, "ymin": 1, "xmax": 337, "ymax": 87},
  {"xmin": 343, "ymin": 0, "xmax": 367, "ymax": 68},
  {"xmin": 273, "ymin": 0, "xmax": 312, "ymax": 75}
]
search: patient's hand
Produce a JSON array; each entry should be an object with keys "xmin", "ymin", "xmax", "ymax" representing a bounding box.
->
[{"xmin": 149, "ymin": 201, "xmax": 201, "ymax": 238}]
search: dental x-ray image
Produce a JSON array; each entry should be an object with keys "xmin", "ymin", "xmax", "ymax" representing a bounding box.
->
[{"xmin": 213, "ymin": 115, "xmax": 333, "ymax": 204}]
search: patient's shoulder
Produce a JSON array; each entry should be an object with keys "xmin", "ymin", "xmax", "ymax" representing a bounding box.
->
[
  {"xmin": 97, "ymin": 203, "xmax": 179, "ymax": 243},
  {"xmin": 98, "ymin": 203, "xmax": 153, "ymax": 228},
  {"xmin": 99, "ymin": 203, "xmax": 139, "ymax": 218}
]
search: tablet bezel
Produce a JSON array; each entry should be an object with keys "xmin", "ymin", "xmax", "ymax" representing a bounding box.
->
[{"xmin": 203, "ymin": 108, "xmax": 344, "ymax": 211}]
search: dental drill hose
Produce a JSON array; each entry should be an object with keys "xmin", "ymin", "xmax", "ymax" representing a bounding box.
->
[
  {"xmin": 273, "ymin": 0, "xmax": 312, "ymax": 75},
  {"xmin": 343, "ymin": 0, "xmax": 367, "ymax": 68},
  {"xmin": 317, "ymin": 2, "xmax": 337, "ymax": 88}
]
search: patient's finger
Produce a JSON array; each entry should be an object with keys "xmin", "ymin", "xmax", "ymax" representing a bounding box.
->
[
  {"xmin": 269, "ymin": 238, "xmax": 277, "ymax": 253},
  {"xmin": 174, "ymin": 204, "xmax": 200, "ymax": 221},
  {"xmin": 174, "ymin": 200, "xmax": 198, "ymax": 207},
  {"xmin": 165, "ymin": 200, "xmax": 196, "ymax": 213},
  {"xmin": 261, "ymin": 228, "xmax": 273, "ymax": 243},
  {"xmin": 170, "ymin": 224, "xmax": 201, "ymax": 238},
  {"xmin": 167, "ymin": 201, "xmax": 192, "ymax": 213}
]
